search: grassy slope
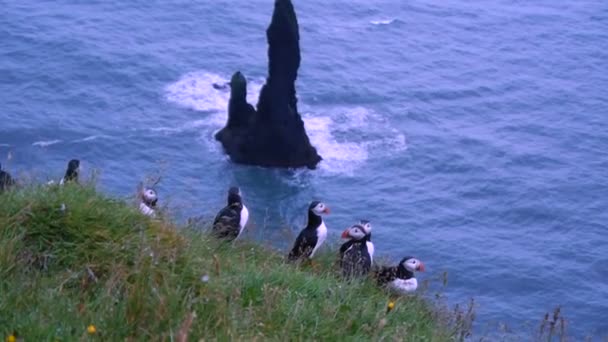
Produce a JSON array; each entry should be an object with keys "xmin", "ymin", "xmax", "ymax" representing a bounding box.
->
[{"xmin": 0, "ymin": 184, "xmax": 468, "ymax": 341}]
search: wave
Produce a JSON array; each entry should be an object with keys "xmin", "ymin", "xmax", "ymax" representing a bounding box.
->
[
  {"xmin": 32, "ymin": 139, "xmax": 62, "ymax": 147},
  {"xmin": 370, "ymin": 19, "xmax": 396, "ymax": 25},
  {"xmin": 165, "ymin": 71, "xmax": 407, "ymax": 175},
  {"xmin": 34, "ymin": 135, "xmax": 109, "ymax": 147},
  {"xmin": 148, "ymin": 120, "xmax": 209, "ymax": 134},
  {"xmin": 72, "ymin": 135, "xmax": 105, "ymax": 143}
]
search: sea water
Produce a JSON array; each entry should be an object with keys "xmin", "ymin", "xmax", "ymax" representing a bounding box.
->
[{"xmin": 1, "ymin": 0, "xmax": 607, "ymax": 337}]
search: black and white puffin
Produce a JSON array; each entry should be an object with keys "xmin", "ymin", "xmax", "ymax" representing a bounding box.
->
[
  {"xmin": 0, "ymin": 163, "xmax": 16, "ymax": 192},
  {"xmin": 375, "ymin": 256, "xmax": 426, "ymax": 294},
  {"xmin": 60, "ymin": 159, "xmax": 80, "ymax": 185},
  {"xmin": 340, "ymin": 224, "xmax": 373, "ymax": 278},
  {"xmin": 339, "ymin": 219, "xmax": 374, "ymax": 262},
  {"xmin": 212, "ymin": 186, "xmax": 249, "ymax": 241},
  {"xmin": 287, "ymin": 201, "xmax": 330, "ymax": 261},
  {"xmin": 139, "ymin": 188, "xmax": 158, "ymax": 218}
]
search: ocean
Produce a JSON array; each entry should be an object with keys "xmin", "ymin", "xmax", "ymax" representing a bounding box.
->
[{"xmin": 1, "ymin": 0, "xmax": 607, "ymax": 338}]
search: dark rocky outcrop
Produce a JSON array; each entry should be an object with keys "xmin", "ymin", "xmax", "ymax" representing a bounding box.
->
[{"xmin": 214, "ymin": 0, "xmax": 322, "ymax": 169}]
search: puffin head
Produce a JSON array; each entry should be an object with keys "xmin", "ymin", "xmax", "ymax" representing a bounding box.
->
[
  {"xmin": 400, "ymin": 256, "xmax": 425, "ymax": 273},
  {"xmin": 309, "ymin": 201, "xmax": 330, "ymax": 216},
  {"xmin": 142, "ymin": 188, "xmax": 158, "ymax": 207},
  {"xmin": 227, "ymin": 186, "xmax": 242, "ymax": 205},
  {"xmin": 358, "ymin": 219, "xmax": 372, "ymax": 235},
  {"xmin": 64, "ymin": 159, "xmax": 80, "ymax": 178},
  {"xmin": 341, "ymin": 224, "xmax": 366, "ymax": 240},
  {"xmin": 67, "ymin": 159, "xmax": 80, "ymax": 172}
]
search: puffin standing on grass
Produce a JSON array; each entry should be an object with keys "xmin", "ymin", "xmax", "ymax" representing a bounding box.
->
[
  {"xmin": 60, "ymin": 159, "xmax": 80, "ymax": 185},
  {"xmin": 212, "ymin": 186, "xmax": 249, "ymax": 241},
  {"xmin": 0, "ymin": 163, "xmax": 16, "ymax": 192},
  {"xmin": 339, "ymin": 219, "xmax": 374, "ymax": 262},
  {"xmin": 340, "ymin": 224, "xmax": 374, "ymax": 278},
  {"xmin": 139, "ymin": 188, "xmax": 159, "ymax": 218},
  {"xmin": 288, "ymin": 201, "xmax": 330, "ymax": 261},
  {"xmin": 375, "ymin": 256, "xmax": 426, "ymax": 294}
]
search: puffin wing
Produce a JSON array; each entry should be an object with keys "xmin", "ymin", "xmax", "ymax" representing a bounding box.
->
[
  {"xmin": 288, "ymin": 229, "xmax": 317, "ymax": 261},
  {"xmin": 374, "ymin": 265, "xmax": 399, "ymax": 285},
  {"xmin": 212, "ymin": 203, "xmax": 241, "ymax": 240},
  {"xmin": 0, "ymin": 171, "xmax": 16, "ymax": 191},
  {"xmin": 339, "ymin": 240, "xmax": 354, "ymax": 258},
  {"xmin": 341, "ymin": 242, "xmax": 372, "ymax": 278}
]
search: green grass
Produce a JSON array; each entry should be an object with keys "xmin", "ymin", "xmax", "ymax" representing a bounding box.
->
[{"xmin": 0, "ymin": 184, "xmax": 472, "ymax": 341}]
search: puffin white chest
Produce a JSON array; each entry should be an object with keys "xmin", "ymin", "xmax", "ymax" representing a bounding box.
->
[
  {"xmin": 388, "ymin": 278, "xmax": 418, "ymax": 294},
  {"xmin": 309, "ymin": 221, "xmax": 327, "ymax": 258},
  {"xmin": 139, "ymin": 202, "xmax": 156, "ymax": 218},
  {"xmin": 238, "ymin": 205, "xmax": 249, "ymax": 233},
  {"xmin": 366, "ymin": 241, "xmax": 375, "ymax": 263}
]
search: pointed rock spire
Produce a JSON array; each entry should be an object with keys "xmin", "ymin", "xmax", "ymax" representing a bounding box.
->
[{"xmin": 215, "ymin": 0, "xmax": 322, "ymax": 169}]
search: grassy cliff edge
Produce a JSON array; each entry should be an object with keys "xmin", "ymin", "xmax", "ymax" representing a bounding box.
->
[{"xmin": 0, "ymin": 184, "xmax": 470, "ymax": 341}]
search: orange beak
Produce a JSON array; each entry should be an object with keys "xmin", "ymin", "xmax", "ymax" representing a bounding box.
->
[
  {"xmin": 341, "ymin": 228, "xmax": 349, "ymax": 239},
  {"xmin": 323, "ymin": 207, "xmax": 330, "ymax": 214},
  {"xmin": 417, "ymin": 262, "xmax": 426, "ymax": 272}
]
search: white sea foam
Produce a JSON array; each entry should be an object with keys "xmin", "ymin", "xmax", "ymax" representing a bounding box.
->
[
  {"xmin": 303, "ymin": 106, "xmax": 407, "ymax": 174},
  {"xmin": 165, "ymin": 71, "xmax": 408, "ymax": 175},
  {"xmin": 78, "ymin": 136, "xmax": 98, "ymax": 142},
  {"xmin": 304, "ymin": 115, "xmax": 368, "ymax": 174},
  {"xmin": 149, "ymin": 120, "xmax": 209, "ymax": 134},
  {"xmin": 72, "ymin": 135, "xmax": 109, "ymax": 143},
  {"xmin": 165, "ymin": 71, "xmax": 263, "ymax": 113},
  {"xmin": 370, "ymin": 19, "xmax": 396, "ymax": 25},
  {"xmin": 164, "ymin": 71, "xmax": 265, "ymax": 135},
  {"xmin": 32, "ymin": 139, "xmax": 61, "ymax": 147},
  {"xmin": 0, "ymin": 143, "xmax": 10, "ymax": 147}
]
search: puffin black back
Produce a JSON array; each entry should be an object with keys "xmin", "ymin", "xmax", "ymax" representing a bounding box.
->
[{"xmin": 0, "ymin": 163, "xmax": 16, "ymax": 192}]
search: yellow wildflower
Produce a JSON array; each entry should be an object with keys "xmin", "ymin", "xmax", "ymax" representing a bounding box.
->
[
  {"xmin": 87, "ymin": 325, "xmax": 97, "ymax": 334},
  {"xmin": 387, "ymin": 301, "xmax": 395, "ymax": 312},
  {"xmin": 6, "ymin": 335, "xmax": 16, "ymax": 342}
]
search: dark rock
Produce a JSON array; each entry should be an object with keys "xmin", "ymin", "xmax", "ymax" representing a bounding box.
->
[
  {"xmin": 214, "ymin": 0, "xmax": 322, "ymax": 169},
  {"xmin": 212, "ymin": 82, "xmax": 230, "ymax": 91}
]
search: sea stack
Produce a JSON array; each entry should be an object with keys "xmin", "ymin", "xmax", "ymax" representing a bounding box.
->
[{"xmin": 215, "ymin": 0, "xmax": 322, "ymax": 169}]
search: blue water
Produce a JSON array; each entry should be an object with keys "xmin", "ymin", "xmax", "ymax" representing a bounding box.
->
[{"xmin": 1, "ymin": 0, "xmax": 607, "ymax": 337}]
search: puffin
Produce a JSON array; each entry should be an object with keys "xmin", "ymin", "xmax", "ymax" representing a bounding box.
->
[
  {"xmin": 375, "ymin": 256, "xmax": 426, "ymax": 294},
  {"xmin": 60, "ymin": 159, "xmax": 80, "ymax": 185},
  {"xmin": 139, "ymin": 188, "xmax": 158, "ymax": 218},
  {"xmin": 340, "ymin": 224, "xmax": 373, "ymax": 278},
  {"xmin": 339, "ymin": 219, "xmax": 374, "ymax": 262},
  {"xmin": 287, "ymin": 201, "xmax": 330, "ymax": 261},
  {"xmin": 212, "ymin": 186, "xmax": 249, "ymax": 241},
  {"xmin": 0, "ymin": 163, "xmax": 16, "ymax": 192}
]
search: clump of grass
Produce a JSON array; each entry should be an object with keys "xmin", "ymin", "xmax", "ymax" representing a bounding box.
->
[
  {"xmin": 537, "ymin": 306, "xmax": 568, "ymax": 342},
  {"xmin": 0, "ymin": 184, "xmax": 472, "ymax": 340}
]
